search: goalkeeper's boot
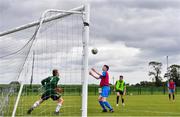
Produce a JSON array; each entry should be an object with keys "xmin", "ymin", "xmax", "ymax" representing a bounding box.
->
[
  {"xmin": 54, "ymin": 111, "xmax": 60, "ymax": 115},
  {"xmin": 27, "ymin": 107, "xmax": 33, "ymax": 114}
]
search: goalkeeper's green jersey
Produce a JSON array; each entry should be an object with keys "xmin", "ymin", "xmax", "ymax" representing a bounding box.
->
[
  {"xmin": 41, "ymin": 76, "xmax": 59, "ymax": 95},
  {"xmin": 115, "ymin": 80, "xmax": 125, "ymax": 91}
]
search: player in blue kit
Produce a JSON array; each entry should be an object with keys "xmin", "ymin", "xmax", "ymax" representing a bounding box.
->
[{"xmin": 89, "ymin": 65, "xmax": 114, "ymax": 113}]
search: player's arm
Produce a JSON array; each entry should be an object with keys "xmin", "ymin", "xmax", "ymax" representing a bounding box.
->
[
  {"xmin": 114, "ymin": 81, "xmax": 117, "ymax": 91},
  {"xmin": 167, "ymin": 83, "xmax": 169, "ymax": 91},
  {"xmin": 56, "ymin": 77, "xmax": 60, "ymax": 84},
  {"xmin": 174, "ymin": 83, "xmax": 176, "ymax": 91},
  {"xmin": 99, "ymin": 71, "xmax": 106, "ymax": 79},
  {"xmin": 89, "ymin": 71, "xmax": 100, "ymax": 79},
  {"xmin": 124, "ymin": 85, "xmax": 126, "ymax": 95},
  {"xmin": 54, "ymin": 78, "xmax": 59, "ymax": 88},
  {"xmin": 41, "ymin": 77, "xmax": 49, "ymax": 86},
  {"xmin": 123, "ymin": 82, "xmax": 126, "ymax": 95},
  {"xmin": 91, "ymin": 68, "xmax": 102, "ymax": 76}
]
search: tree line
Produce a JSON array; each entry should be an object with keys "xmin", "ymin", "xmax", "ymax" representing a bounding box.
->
[{"xmin": 141, "ymin": 61, "xmax": 180, "ymax": 87}]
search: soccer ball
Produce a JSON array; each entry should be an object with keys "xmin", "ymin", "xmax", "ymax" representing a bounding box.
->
[{"xmin": 91, "ymin": 48, "xmax": 98, "ymax": 54}]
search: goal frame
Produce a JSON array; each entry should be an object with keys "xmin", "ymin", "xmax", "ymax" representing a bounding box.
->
[{"xmin": 0, "ymin": 4, "xmax": 90, "ymax": 117}]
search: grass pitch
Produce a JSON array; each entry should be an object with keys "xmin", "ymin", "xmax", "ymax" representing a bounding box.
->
[
  {"xmin": 88, "ymin": 95, "xmax": 180, "ymax": 116},
  {"xmin": 6, "ymin": 95, "xmax": 180, "ymax": 116}
]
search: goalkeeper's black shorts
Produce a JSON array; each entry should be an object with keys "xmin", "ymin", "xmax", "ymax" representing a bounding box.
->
[{"xmin": 41, "ymin": 92, "xmax": 61, "ymax": 101}]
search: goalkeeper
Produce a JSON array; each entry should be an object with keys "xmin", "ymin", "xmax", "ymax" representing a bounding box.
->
[{"xmin": 27, "ymin": 69, "xmax": 64, "ymax": 115}]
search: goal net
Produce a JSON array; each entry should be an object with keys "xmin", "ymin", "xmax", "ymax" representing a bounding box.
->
[{"xmin": 0, "ymin": 5, "xmax": 89, "ymax": 116}]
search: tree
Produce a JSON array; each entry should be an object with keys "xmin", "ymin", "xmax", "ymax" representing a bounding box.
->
[
  {"xmin": 148, "ymin": 61, "xmax": 163, "ymax": 86},
  {"xmin": 169, "ymin": 64, "xmax": 180, "ymax": 86},
  {"xmin": 140, "ymin": 81, "xmax": 155, "ymax": 87}
]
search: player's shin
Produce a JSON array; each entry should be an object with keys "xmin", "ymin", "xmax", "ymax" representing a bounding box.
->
[
  {"xmin": 55, "ymin": 103, "xmax": 62, "ymax": 113},
  {"xmin": 32, "ymin": 100, "xmax": 41, "ymax": 108},
  {"xmin": 122, "ymin": 98, "xmax": 124, "ymax": 103},
  {"xmin": 173, "ymin": 94, "xmax": 175, "ymax": 100},
  {"xmin": 99, "ymin": 101, "xmax": 106, "ymax": 110},
  {"xmin": 103, "ymin": 101, "xmax": 113, "ymax": 110},
  {"xmin": 169, "ymin": 94, "xmax": 171, "ymax": 100},
  {"xmin": 116, "ymin": 96, "xmax": 119, "ymax": 104}
]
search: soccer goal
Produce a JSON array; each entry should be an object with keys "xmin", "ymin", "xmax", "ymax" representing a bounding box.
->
[{"xmin": 0, "ymin": 4, "xmax": 89, "ymax": 117}]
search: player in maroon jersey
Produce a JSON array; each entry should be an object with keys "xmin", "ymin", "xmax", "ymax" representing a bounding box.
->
[{"xmin": 167, "ymin": 79, "xmax": 176, "ymax": 101}]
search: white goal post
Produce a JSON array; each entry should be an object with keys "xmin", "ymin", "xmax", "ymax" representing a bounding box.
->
[{"xmin": 0, "ymin": 4, "xmax": 90, "ymax": 117}]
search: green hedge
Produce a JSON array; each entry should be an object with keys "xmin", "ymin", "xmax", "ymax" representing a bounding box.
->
[{"xmin": 1, "ymin": 84, "xmax": 180, "ymax": 96}]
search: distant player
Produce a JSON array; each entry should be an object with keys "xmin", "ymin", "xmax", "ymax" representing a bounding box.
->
[
  {"xmin": 27, "ymin": 69, "xmax": 64, "ymax": 115},
  {"xmin": 114, "ymin": 75, "xmax": 126, "ymax": 106},
  {"xmin": 167, "ymin": 79, "xmax": 176, "ymax": 102},
  {"xmin": 89, "ymin": 65, "xmax": 114, "ymax": 112}
]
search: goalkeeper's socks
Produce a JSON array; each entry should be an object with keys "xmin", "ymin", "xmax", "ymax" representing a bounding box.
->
[
  {"xmin": 103, "ymin": 101, "xmax": 113, "ymax": 110},
  {"xmin": 32, "ymin": 101, "xmax": 40, "ymax": 108},
  {"xmin": 55, "ymin": 103, "xmax": 62, "ymax": 112},
  {"xmin": 99, "ymin": 101, "xmax": 106, "ymax": 110}
]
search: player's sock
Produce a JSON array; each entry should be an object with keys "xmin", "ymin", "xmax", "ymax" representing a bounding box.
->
[
  {"xmin": 32, "ymin": 100, "xmax": 40, "ymax": 109},
  {"xmin": 103, "ymin": 101, "xmax": 113, "ymax": 110},
  {"xmin": 169, "ymin": 94, "xmax": 171, "ymax": 100},
  {"xmin": 116, "ymin": 96, "xmax": 119, "ymax": 104},
  {"xmin": 173, "ymin": 94, "xmax": 175, "ymax": 100},
  {"xmin": 122, "ymin": 98, "xmax": 124, "ymax": 103},
  {"xmin": 55, "ymin": 103, "xmax": 62, "ymax": 112},
  {"xmin": 28, "ymin": 100, "xmax": 40, "ymax": 114},
  {"xmin": 99, "ymin": 101, "xmax": 106, "ymax": 110}
]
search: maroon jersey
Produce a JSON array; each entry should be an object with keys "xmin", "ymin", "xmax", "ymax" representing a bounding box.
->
[
  {"xmin": 100, "ymin": 71, "xmax": 109, "ymax": 87},
  {"xmin": 168, "ymin": 81, "xmax": 176, "ymax": 89}
]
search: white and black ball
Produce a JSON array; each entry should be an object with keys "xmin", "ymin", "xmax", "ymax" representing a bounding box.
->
[{"xmin": 91, "ymin": 48, "xmax": 98, "ymax": 54}]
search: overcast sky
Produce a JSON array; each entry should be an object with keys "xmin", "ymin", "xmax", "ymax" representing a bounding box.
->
[{"xmin": 0, "ymin": 0, "xmax": 180, "ymax": 85}]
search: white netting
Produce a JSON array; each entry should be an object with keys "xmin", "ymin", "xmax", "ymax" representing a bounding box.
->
[{"xmin": 0, "ymin": 9, "xmax": 84, "ymax": 116}]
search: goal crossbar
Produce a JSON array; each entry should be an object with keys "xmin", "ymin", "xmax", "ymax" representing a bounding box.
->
[{"xmin": 0, "ymin": 5, "xmax": 84, "ymax": 37}]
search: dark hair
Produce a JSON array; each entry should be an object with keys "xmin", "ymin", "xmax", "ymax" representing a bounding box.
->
[
  {"xmin": 170, "ymin": 78, "xmax": 173, "ymax": 81},
  {"xmin": 104, "ymin": 65, "xmax": 109, "ymax": 71},
  {"xmin": 120, "ymin": 75, "xmax": 123, "ymax": 78},
  {"xmin": 52, "ymin": 69, "xmax": 58, "ymax": 76}
]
